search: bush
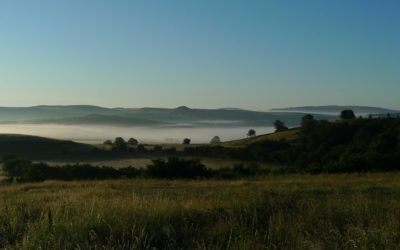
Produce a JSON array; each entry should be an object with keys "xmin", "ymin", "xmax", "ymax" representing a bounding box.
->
[
  {"xmin": 1, "ymin": 156, "xmax": 142, "ymax": 182},
  {"xmin": 213, "ymin": 163, "xmax": 266, "ymax": 179},
  {"xmin": 146, "ymin": 158, "xmax": 209, "ymax": 179}
]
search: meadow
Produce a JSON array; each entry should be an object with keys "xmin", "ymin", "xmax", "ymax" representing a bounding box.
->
[{"xmin": 1, "ymin": 174, "xmax": 400, "ymax": 249}]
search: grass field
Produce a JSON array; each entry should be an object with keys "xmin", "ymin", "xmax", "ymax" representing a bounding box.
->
[
  {"xmin": 1, "ymin": 173, "xmax": 400, "ymax": 249},
  {"xmin": 223, "ymin": 128, "xmax": 300, "ymax": 148}
]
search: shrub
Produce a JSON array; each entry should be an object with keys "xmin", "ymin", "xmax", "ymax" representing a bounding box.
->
[
  {"xmin": 146, "ymin": 158, "xmax": 209, "ymax": 179},
  {"xmin": 1, "ymin": 157, "xmax": 142, "ymax": 182}
]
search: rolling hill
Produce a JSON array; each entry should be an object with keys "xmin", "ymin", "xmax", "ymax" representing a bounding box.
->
[
  {"xmin": 0, "ymin": 134, "xmax": 95, "ymax": 159},
  {"xmin": 271, "ymin": 105, "xmax": 399, "ymax": 115},
  {"xmin": 29, "ymin": 114, "xmax": 168, "ymax": 127},
  {"xmin": 0, "ymin": 105, "xmax": 336, "ymax": 127},
  {"xmin": 0, "ymin": 105, "xmax": 396, "ymax": 127},
  {"xmin": 223, "ymin": 128, "xmax": 300, "ymax": 148}
]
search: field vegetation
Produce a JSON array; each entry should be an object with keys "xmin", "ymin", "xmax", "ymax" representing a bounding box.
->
[
  {"xmin": 1, "ymin": 174, "xmax": 400, "ymax": 249},
  {"xmin": 1, "ymin": 113, "xmax": 400, "ymax": 249}
]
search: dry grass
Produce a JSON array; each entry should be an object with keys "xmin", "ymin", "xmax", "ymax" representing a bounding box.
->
[{"xmin": 1, "ymin": 173, "xmax": 400, "ymax": 249}]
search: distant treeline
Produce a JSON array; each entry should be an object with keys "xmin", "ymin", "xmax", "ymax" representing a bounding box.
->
[
  {"xmin": 182, "ymin": 116, "xmax": 400, "ymax": 173},
  {"xmin": 1, "ymin": 156, "xmax": 266, "ymax": 182}
]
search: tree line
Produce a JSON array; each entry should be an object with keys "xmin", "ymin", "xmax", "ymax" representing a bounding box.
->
[{"xmin": 1, "ymin": 156, "xmax": 266, "ymax": 182}]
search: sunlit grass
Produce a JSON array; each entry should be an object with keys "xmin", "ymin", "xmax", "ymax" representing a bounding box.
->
[{"xmin": 1, "ymin": 174, "xmax": 400, "ymax": 249}]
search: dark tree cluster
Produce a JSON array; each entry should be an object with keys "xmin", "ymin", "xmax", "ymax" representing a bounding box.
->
[
  {"xmin": 180, "ymin": 111, "xmax": 400, "ymax": 173},
  {"xmin": 103, "ymin": 137, "xmax": 140, "ymax": 152},
  {"xmin": 273, "ymin": 120, "xmax": 289, "ymax": 132},
  {"xmin": 1, "ymin": 157, "xmax": 266, "ymax": 182},
  {"xmin": 1, "ymin": 156, "xmax": 140, "ymax": 182}
]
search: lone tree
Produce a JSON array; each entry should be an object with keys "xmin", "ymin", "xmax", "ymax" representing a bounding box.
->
[
  {"xmin": 210, "ymin": 136, "xmax": 221, "ymax": 145},
  {"xmin": 340, "ymin": 110, "xmax": 356, "ymax": 120},
  {"xmin": 127, "ymin": 138, "xmax": 139, "ymax": 146},
  {"xmin": 301, "ymin": 114, "xmax": 317, "ymax": 130},
  {"xmin": 247, "ymin": 129, "xmax": 256, "ymax": 137},
  {"xmin": 113, "ymin": 137, "xmax": 127, "ymax": 151},
  {"xmin": 273, "ymin": 120, "xmax": 289, "ymax": 132},
  {"xmin": 183, "ymin": 138, "xmax": 191, "ymax": 145}
]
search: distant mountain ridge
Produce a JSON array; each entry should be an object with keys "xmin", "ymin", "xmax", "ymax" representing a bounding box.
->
[
  {"xmin": 0, "ymin": 104, "xmax": 394, "ymax": 127},
  {"xmin": 0, "ymin": 105, "xmax": 337, "ymax": 127},
  {"xmin": 270, "ymin": 105, "xmax": 399, "ymax": 115}
]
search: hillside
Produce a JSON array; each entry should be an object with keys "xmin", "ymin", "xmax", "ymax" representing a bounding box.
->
[
  {"xmin": 223, "ymin": 128, "xmax": 300, "ymax": 148},
  {"xmin": 30, "ymin": 114, "xmax": 168, "ymax": 126},
  {"xmin": 0, "ymin": 134, "xmax": 95, "ymax": 159},
  {"xmin": 0, "ymin": 105, "xmax": 115, "ymax": 122}
]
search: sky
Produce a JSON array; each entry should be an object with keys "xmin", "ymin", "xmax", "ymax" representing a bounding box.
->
[{"xmin": 0, "ymin": 0, "xmax": 399, "ymax": 110}]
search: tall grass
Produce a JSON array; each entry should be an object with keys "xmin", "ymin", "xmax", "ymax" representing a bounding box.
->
[{"xmin": 1, "ymin": 174, "xmax": 400, "ymax": 249}]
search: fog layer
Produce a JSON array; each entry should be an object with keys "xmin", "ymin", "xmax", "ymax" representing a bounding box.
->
[{"xmin": 0, "ymin": 124, "xmax": 274, "ymax": 144}]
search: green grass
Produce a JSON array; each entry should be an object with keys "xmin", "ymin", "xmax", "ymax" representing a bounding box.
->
[
  {"xmin": 223, "ymin": 128, "xmax": 300, "ymax": 148},
  {"xmin": 1, "ymin": 173, "xmax": 400, "ymax": 249}
]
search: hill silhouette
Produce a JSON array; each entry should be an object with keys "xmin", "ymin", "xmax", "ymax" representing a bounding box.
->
[
  {"xmin": 0, "ymin": 105, "xmax": 396, "ymax": 127},
  {"xmin": 0, "ymin": 134, "xmax": 95, "ymax": 159},
  {"xmin": 0, "ymin": 105, "xmax": 337, "ymax": 127},
  {"xmin": 271, "ymin": 105, "xmax": 399, "ymax": 115}
]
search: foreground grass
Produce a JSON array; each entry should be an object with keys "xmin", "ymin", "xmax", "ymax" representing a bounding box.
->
[{"xmin": 1, "ymin": 174, "xmax": 400, "ymax": 249}]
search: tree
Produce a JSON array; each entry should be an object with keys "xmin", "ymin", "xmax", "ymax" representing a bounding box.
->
[
  {"xmin": 113, "ymin": 137, "xmax": 127, "ymax": 151},
  {"xmin": 353, "ymin": 128, "xmax": 372, "ymax": 148},
  {"xmin": 301, "ymin": 115, "xmax": 316, "ymax": 130},
  {"xmin": 273, "ymin": 120, "xmax": 288, "ymax": 132},
  {"xmin": 210, "ymin": 136, "xmax": 221, "ymax": 145},
  {"xmin": 146, "ymin": 158, "xmax": 208, "ymax": 179},
  {"xmin": 103, "ymin": 140, "xmax": 113, "ymax": 145},
  {"xmin": 127, "ymin": 138, "xmax": 139, "ymax": 146},
  {"xmin": 183, "ymin": 138, "xmax": 191, "ymax": 144},
  {"xmin": 340, "ymin": 110, "xmax": 356, "ymax": 120},
  {"xmin": 370, "ymin": 132, "xmax": 398, "ymax": 152},
  {"xmin": 247, "ymin": 129, "xmax": 256, "ymax": 137}
]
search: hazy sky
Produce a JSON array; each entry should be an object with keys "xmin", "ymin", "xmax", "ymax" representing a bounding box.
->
[{"xmin": 0, "ymin": 0, "xmax": 399, "ymax": 110}]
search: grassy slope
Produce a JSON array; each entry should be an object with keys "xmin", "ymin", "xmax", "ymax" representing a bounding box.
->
[
  {"xmin": 223, "ymin": 128, "xmax": 300, "ymax": 148},
  {"xmin": 0, "ymin": 134, "xmax": 94, "ymax": 159},
  {"xmin": 1, "ymin": 174, "xmax": 400, "ymax": 249}
]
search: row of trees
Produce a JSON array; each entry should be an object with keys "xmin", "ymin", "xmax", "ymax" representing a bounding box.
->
[
  {"xmin": 104, "ymin": 137, "xmax": 139, "ymax": 151},
  {"xmin": 246, "ymin": 119, "xmax": 289, "ymax": 138},
  {"xmin": 104, "ymin": 136, "xmax": 222, "ymax": 148},
  {"xmin": 1, "ymin": 156, "xmax": 264, "ymax": 182}
]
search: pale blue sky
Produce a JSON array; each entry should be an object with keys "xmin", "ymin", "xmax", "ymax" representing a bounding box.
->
[{"xmin": 0, "ymin": 0, "xmax": 399, "ymax": 110}]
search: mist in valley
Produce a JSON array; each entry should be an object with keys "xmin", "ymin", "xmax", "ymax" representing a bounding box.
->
[{"xmin": 0, "ymin": 124, "xmax": 274, "ymax": 144}]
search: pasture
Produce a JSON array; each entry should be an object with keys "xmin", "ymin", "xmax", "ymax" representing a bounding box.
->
[{"xmin": 1, "ymin": 173, "xmax": 400, "ymax": 249}]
